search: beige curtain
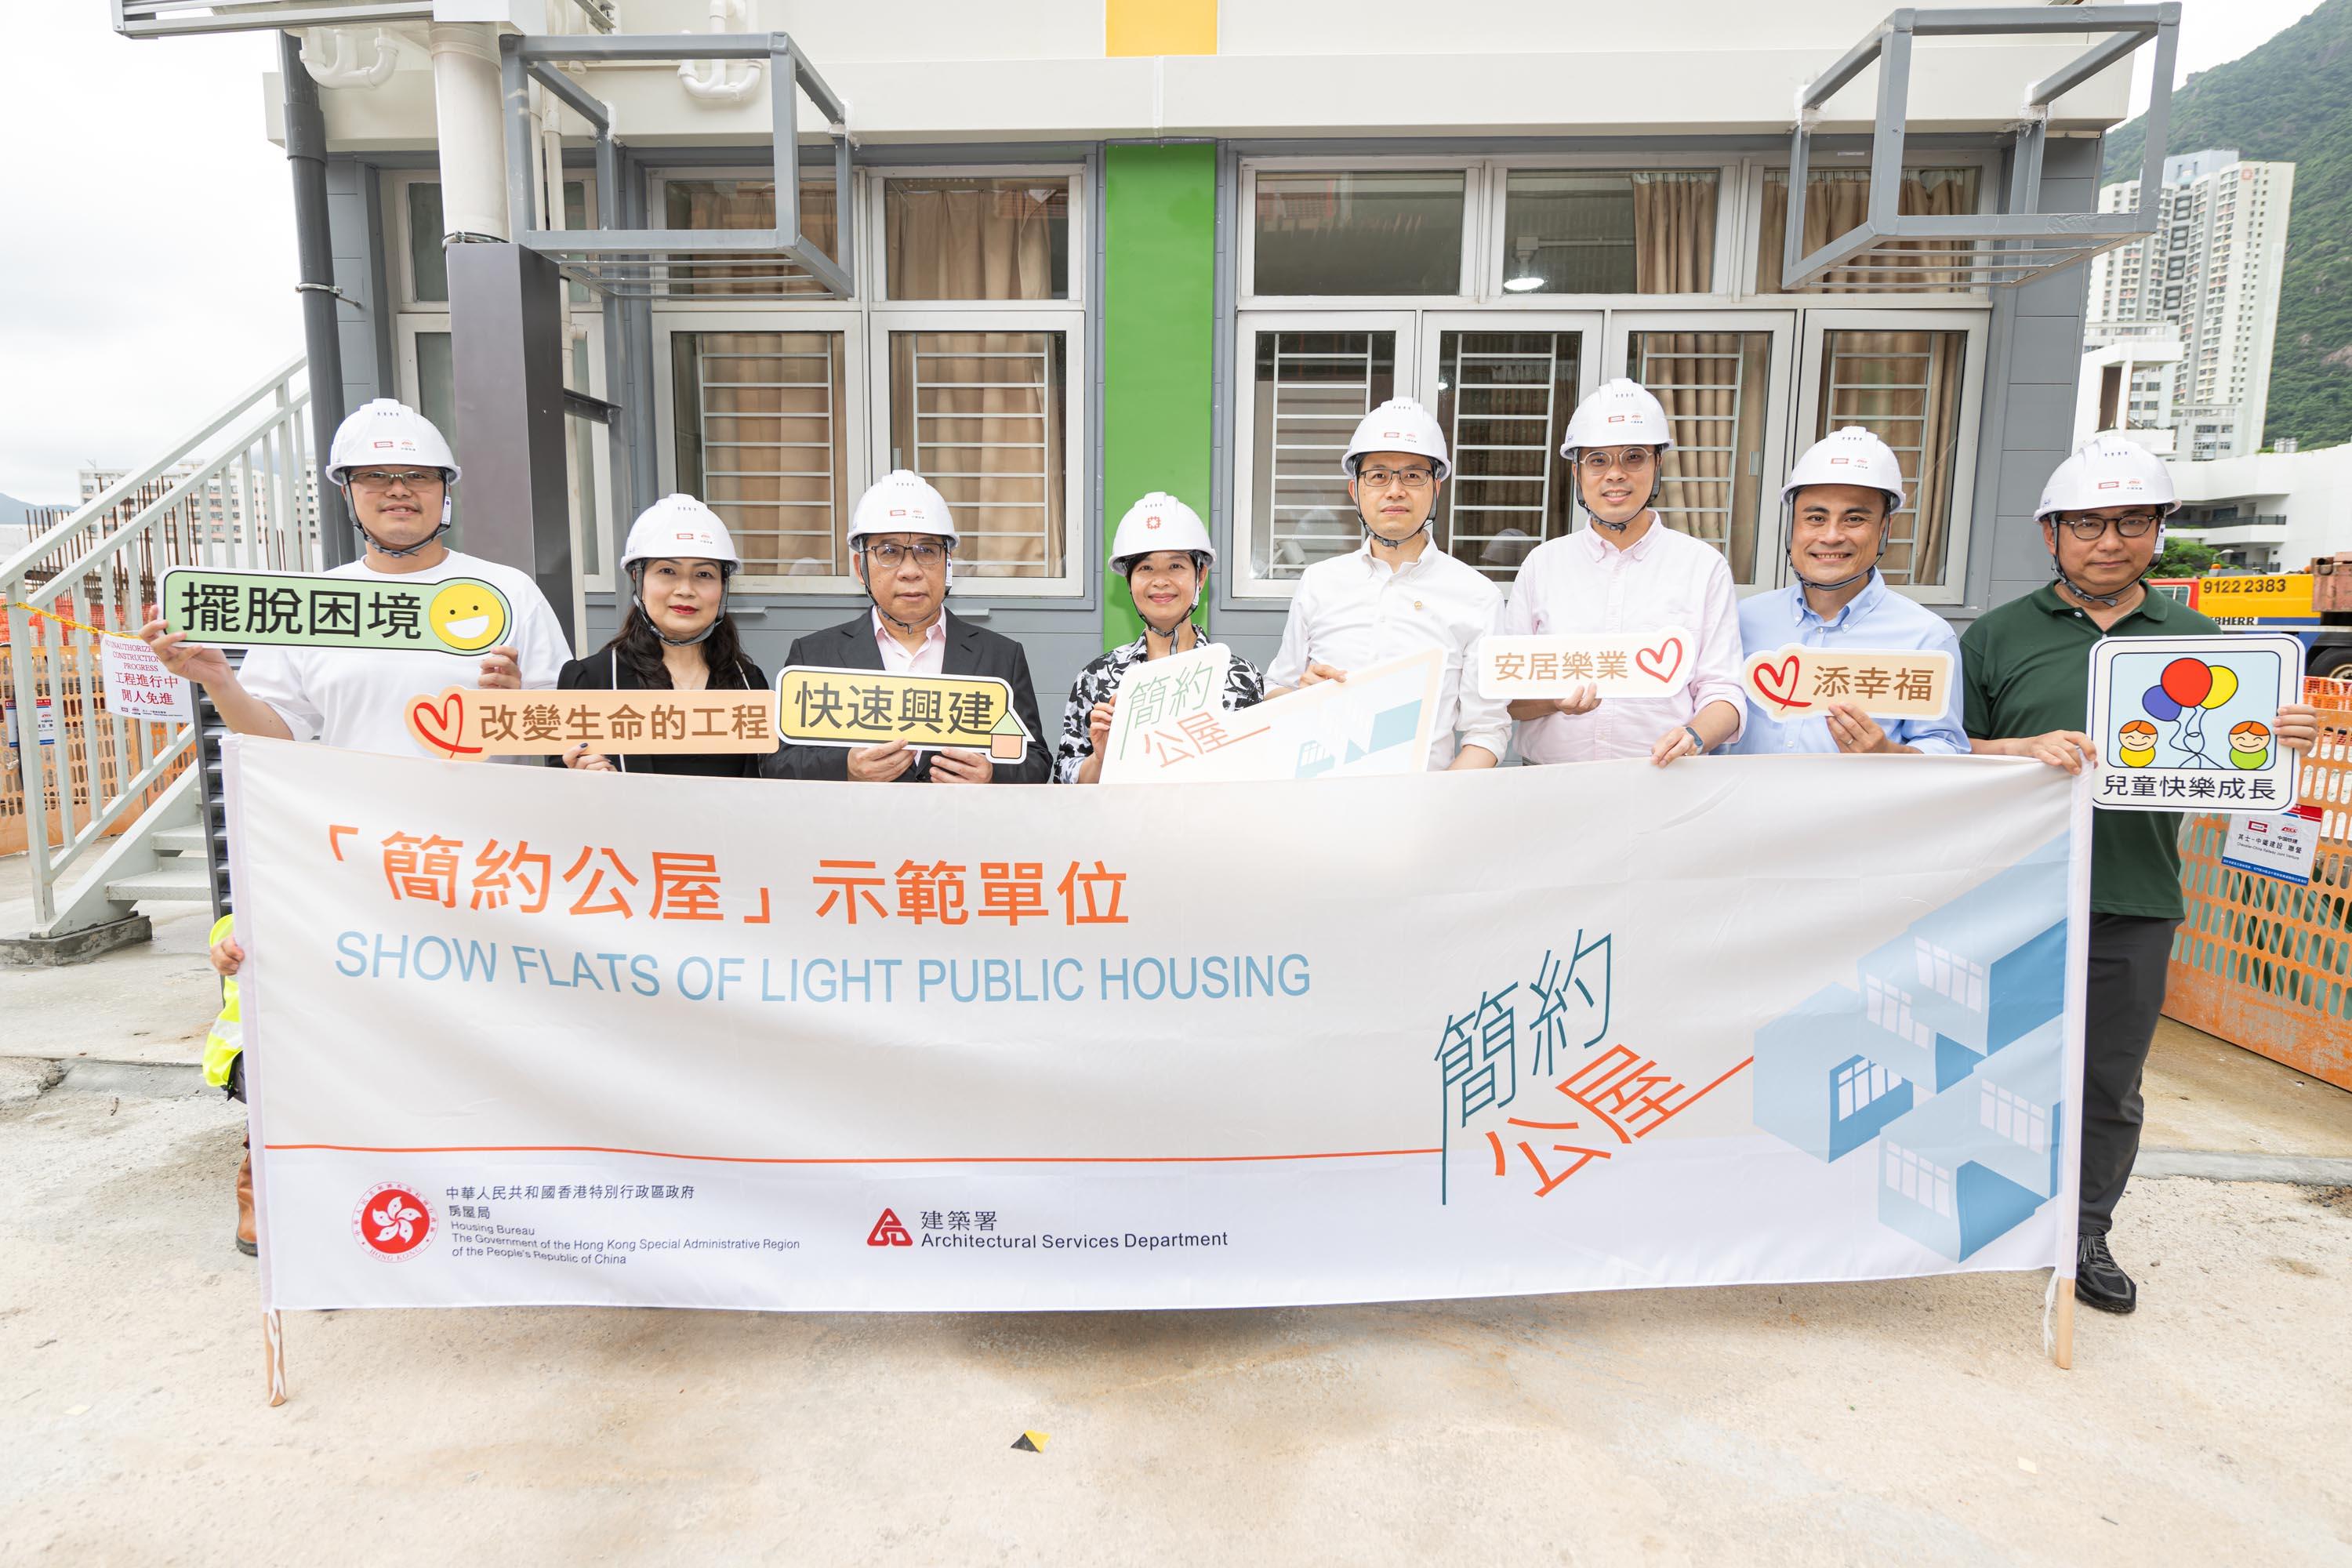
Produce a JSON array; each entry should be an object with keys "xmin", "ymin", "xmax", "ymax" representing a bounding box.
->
[
  {"xmin": 880, "ymin": 184, "xmax": 1064, "ymax": 579},
  {"xmin": 1756, "ymin": 169, "xmax": 1977, "ymax": 292},
  {"xmin": 1817, "ymin": 330, "xmax": 1963, "ymax": 586},
  {"xmin": 1632, "ymin": 173, "xmax": 1717, "ymax": 293},
  {"xmin": 1638, "ymin": 332, "xmax": 1766, "ymax": 584},
  {"xmin": 662, "ymin": 180, "xmax": 838, "ymax": 297},
  {"xmin": 677, "ymin": 331, "xmax": 846, "ymax": 576}
]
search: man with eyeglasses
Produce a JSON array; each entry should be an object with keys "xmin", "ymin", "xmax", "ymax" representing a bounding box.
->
[
  {"xmin": 1962, "ymin": 431, "xmax": 2321, "ymax": 1318},
  {"xmin": 1501, "ymin": 379, "xmax": 1746, "ymax": 767},
  {"xmin": 1731, "ymin": 426, "xmax": 1967, "ymax": 756},
  {"xmin": 1265, "ymin": 398, "xmax": 1510, "ymax": 771},
  {"xmin": 763, "ymin": 469, "xmax": 1051, "ymax": 785},
  {"xmin": 141, "ymin": 398, "xmax": 570, "ymax": 1259}
]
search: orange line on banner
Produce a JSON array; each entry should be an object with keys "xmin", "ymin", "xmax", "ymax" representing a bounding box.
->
[
  {"xmin": 10, "ymin": 601, "xmax": 143, "ymax": 641},
  {"xmin": 266, "ymin": 1143, "xmax": 1445, "ymax": 1164}
]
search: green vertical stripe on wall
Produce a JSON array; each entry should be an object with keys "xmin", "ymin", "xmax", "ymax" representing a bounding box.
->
[{"xmin": 1100, "ymin": 142, "xmax": 1217, "ymax": 651}]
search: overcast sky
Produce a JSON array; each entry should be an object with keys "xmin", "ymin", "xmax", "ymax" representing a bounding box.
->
[{"xmin": 0, "ymin": 0, "xmax": 2326, "ymax": 505}]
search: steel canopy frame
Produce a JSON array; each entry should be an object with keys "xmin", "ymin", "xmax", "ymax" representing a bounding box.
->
[
  {"xmin": 113, "ymin": 0, "xmax": 614, "ymax": 38},
  {"xmin": 1785, "ymin": 4, "xmax": 2180, "ymax": 290},
  {"xmin": 500, "ymin": 31, "xmax": 855, "ymax": 301}
]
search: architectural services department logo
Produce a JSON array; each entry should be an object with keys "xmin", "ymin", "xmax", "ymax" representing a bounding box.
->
[
  {"xmin": 866, "ymin": 1207, "xmax": 914, "ymax": 1247},
  {"xmin": 353, "ymin": 1183, "xmax": 435, "ymax": 1258}
]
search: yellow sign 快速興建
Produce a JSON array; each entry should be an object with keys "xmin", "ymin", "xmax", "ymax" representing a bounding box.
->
[{"xmin": 775, "ymin": 666, "xmax": 1030, "ymax": 760}]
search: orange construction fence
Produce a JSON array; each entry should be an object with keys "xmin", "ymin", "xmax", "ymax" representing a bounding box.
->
[{"xmin": 2166, "ymin": 676, "xmax": 2352, "ymax": 1089}]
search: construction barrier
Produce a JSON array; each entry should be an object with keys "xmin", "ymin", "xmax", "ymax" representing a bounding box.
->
[{"xmin": 2166, "ymin": 677, "xmax": 2352, "ymax": 1089}]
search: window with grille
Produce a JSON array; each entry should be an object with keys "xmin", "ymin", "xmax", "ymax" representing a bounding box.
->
[
  {"xmin": 1434, "ymin": 332, "xmax": 1582, "ymax": 579},
  {"xmin": 1835, "ymin": 1057, "xmax": 1902, "ymax": 1122},
  {"xmin": 1246, "ymin": 330, "xmax": 1397, "ymax": 580},
  {"xmin": 1629, "ymin": 330, "xmax": 1770, "ymax": 586},
  {"xmin": 1864, "ymin": 974, "xmax": 1935, "ymax": 1051},
  {"xmin": 1913, "ymin": 938, "xmax": 1988, "ymax": 1013},
  {"xmin": 670, "ymin": 331, "xmax": 849, "ymax": 577},
  {"xmin": 886, "ymin": 330, "xmax": 1068, "ymax": 581},
  {"xmin": 1980, "ymin": 1081, "xmax": 2048, "ymax": 1154},
  {"xmin": 1815, "ymin": 329, "xmax": 1966, "ymax": 588}
]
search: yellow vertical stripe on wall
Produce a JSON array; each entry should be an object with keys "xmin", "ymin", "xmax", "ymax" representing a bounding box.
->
[{"xmin": 1106, "ymin": 0, "xmax": 1215, "ymax": 56}]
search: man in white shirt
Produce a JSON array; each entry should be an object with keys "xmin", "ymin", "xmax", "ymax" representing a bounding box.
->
[
  {"xmin": 140, "ymin": 397, "xmax": 568, "ymax": 1259},
  {"xmin": 1265, "ymin": 398, "xmax": 1510, "ymax": 771},
  {"xmin": 143, "ymin": 398, "xmax": 571, "ymax": 755},
  {"xmin": 1501, "ymin": 378, "xmax": 1745, "ymax": 766}
]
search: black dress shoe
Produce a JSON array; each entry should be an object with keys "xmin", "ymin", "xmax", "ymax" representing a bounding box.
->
[{"xmin": 2076, "ymin": 1232, "xmax": 2136, "ymax": 1314}]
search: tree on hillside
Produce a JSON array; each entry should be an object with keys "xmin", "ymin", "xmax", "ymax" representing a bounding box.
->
[{"xmin": 2100, "ymin": 0, "xmax": 2352, "ymax": 451}]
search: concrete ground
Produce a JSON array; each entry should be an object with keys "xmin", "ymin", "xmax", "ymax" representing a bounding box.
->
[{"xmin": 4, "ymin": 853, "xmax": 2350, "ymax": 1566}]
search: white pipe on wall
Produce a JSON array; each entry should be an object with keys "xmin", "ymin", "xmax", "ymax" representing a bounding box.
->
[
  {"xmin": 299, "ymin": 27, "xmax": 398, "ymax": 90},
  {"xmin": 429, "ymin": 22, "xmax": 510, "ymax": 242},
  {"xmin": 678, "ymin": 0, "xmax": 764, "ymax": 105}
]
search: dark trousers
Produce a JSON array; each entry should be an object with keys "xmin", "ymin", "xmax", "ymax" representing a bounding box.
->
[{"xmin": 2081, "ymin": 913, "xmax": 2180, "ymax": 1236}]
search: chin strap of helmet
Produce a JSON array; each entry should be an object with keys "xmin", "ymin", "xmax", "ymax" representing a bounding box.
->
[
  {"xmin": 1352, "ymin": 464, "xmax": 1435, "ymax": 554},
  {"xmin": 631, "ymin": 562, "xmax": 731, "ymax": 648},
  {"xmin": 2045, "ymin": 530, "xmax": 2138, "ymax": 609},
  {"xmin": 1568, "ymin": 448, "xmax": 1665, "ymax": 534},
  {"xmin": 1784, "ymin": 496, "xmax": 1891, "ymax": 596},
  {"xmin": 345, "ymin": 478, "xmax": 456, "ymax": 559}
]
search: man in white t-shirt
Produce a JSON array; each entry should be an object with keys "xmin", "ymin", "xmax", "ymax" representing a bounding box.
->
[
  {"xmin": 1265, "ymin": 397, "xmax": 1510, "ymax": 771},
  {"xmin": 140, "ymin": 398, "xmax": 568, "ymax": 1258}
]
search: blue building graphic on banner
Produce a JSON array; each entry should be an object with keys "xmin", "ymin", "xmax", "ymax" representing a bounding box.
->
[{"xmin": 1751, "ymin": 836, "xmax": 2068, "ymax": 1261}]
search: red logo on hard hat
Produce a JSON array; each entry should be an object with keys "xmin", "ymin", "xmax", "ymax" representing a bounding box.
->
[
  {"xmin": 1831, "ymin": 456, "xmax": 1853, "ymax": 465},
  {"xmin": 2097, "ymin": 480, "xmax": 2122, "ymax": 490},
  {"xmin": 888, "ymin": 507, "xmax": 909, "ymax": 517},
  {"xmin": 866, "ymin": 1208, "xmax": 913, "ymax": 1247},
  {"xmin": 1382, "ymin": 430, "xmax": 1402, "ymax": 438},
  {"xmin": 373, "ymin": 441, "xmax": 395, "ymax": 448},
  {"xmin": 1145, "ymin": 515, "xmax": 1162, "ymax": 528},
  {"xmin": 1607, "ymin": 414, "xmax": 1628, "ymax": 423},
  {"xmin": 353, "ymin": 1183, "xmax": 434, "ymax": 1258}
]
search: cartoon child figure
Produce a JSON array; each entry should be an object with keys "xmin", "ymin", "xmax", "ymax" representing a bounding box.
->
[
  {"xmin": 2229, "ymin": 720, "xmax": 2274, "ymax": 771},
  {"xmin": 2117, "ymin": 719, "xmax": 2158, "ymax": 768}
]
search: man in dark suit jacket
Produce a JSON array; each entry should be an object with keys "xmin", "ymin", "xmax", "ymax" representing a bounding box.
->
[{"xmin": 760, "ymin": 470, "xmax": 1051, "ymax": 785}]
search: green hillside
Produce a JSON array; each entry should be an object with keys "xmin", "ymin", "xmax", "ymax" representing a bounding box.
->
[{"xmin": 2102, "ymin": 0, "xmax": 2352, "ymax": 449}]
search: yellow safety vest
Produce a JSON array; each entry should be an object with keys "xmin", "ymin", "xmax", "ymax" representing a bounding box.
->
[{"xmin": 203, "ymin": 912, "xmax": 242, "ymax": 1088}]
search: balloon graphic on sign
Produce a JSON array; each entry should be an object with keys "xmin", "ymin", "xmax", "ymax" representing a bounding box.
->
[
  {"xmin": 2141, "ymin": 685, "xmax": 2182, "ymax": 722},
  {"xmin": 2201, "ymin": 664, "xmax": 2238, "ymax": 710},
  {"xmin": 2160, "ymin": 658, "xmax": 2212, "ymax": 708}
]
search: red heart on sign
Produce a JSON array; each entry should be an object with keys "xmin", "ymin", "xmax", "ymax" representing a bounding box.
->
[
  {"xmin": 1751, "ymin": 654, "xmax": 1811, "ymax": 713},
  {"xmin": 1635, "ymin": 636, "xmax": 1684, "ymax": 687},
  {"xmin": 408, "ymin": 691, "xmax": 482, "ymax": 759}
]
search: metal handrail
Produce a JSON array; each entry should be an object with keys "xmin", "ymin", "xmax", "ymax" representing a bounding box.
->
[{"xmin": 2, "ymin": 359, "xmax": 316, "ymax": 933}]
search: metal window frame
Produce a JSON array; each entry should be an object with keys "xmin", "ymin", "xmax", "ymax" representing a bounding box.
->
[
  {"xmin": 1785, "ymin": 4, "xmax": 2181, "ymax": 290},
  {"xmin": 114, "ymin": 0, "xmax": 611, "ymax": 36},
  {"xmin": 499, "ymin": 31, "xmax": 852, "ymax": 300}
]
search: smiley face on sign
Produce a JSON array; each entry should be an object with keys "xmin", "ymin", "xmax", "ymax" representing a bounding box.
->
[{"xmin": 429, "ymin": 581, "xmax": 508, "ymax": 652}]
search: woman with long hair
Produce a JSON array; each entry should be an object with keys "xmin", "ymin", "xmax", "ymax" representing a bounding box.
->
[{"xmin": 557, "ymin": 494, "xmax": 767, "ymax": 777}]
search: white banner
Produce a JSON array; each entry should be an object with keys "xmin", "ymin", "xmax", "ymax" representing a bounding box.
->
[{"xmin": 227, "ymin": 738, "xmax": 2087, "ymax": 1316}]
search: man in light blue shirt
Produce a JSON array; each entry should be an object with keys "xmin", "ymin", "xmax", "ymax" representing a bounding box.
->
[{"xmin": 1733, "ymin": 427, "xmax": 1967, "ymax": 756}]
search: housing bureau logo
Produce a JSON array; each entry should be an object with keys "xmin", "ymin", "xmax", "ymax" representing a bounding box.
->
[{"xmin": 353, "ymin": 1182, "xmax": 435, "ymax": 1258}]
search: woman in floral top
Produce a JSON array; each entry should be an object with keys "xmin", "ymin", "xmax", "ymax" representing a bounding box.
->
[{"xmin": 1057, "ymin": 492, "xmax": 1266, "ymax": 783}]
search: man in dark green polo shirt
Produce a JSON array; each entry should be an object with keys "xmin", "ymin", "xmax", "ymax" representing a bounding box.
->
[{"xmin": 1962, "ymin": 433, "xmax": 2320, "ymax": 1317}]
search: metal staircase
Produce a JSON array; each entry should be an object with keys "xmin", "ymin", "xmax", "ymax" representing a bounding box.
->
[{"xmin": 1, "ymin": 360, "xmax": 313, "ymax": 963}]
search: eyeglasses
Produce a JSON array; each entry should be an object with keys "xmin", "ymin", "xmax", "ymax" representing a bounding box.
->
[
  {"xmin": 346, "ymin": 468, "xmax": 445, "ymax": 492},
  {"xmin": 1356, "ymin": 466, "xmax": 1436, "ymax": 490},
  {"xmin": 1577, "ymin": 447, "xmax": 1654, "ymax": 476},
  {"xmin": 2057, "ymin": 512, "xmax": 2161, "ymax": 541},
  {"xmin": 861, "ymin": 539, "xmax": 948, "ymax": 568}
]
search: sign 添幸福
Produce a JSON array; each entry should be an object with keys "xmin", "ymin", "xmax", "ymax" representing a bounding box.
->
[
  {"xmin": 774, "ymin": 666, "xmax": 1030, "ymax": 761},
  {"xmin": 1741, "ymin": 646, "xmax": 1953, "ymax": 721},
  {"xmin": 158, "ymin": 567, "xmax": 514, "ymax": 655},
  {"xmin": 403, "ymin": 688, "xmax": 779, "ymax": 760}
]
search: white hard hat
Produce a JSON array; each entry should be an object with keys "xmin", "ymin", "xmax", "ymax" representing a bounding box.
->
[
  {"xmin": 1561, "ymin": 378, "xmax": 1675, "ymax": 456},
  {"xmin": 1781, "ymin": 426, "xmax": 1906, "ymax": 512},
  {"xmin": 325, "ymin": 398, "xmax": 459, "ymax": 484},
  {"xmin": 2034, "ymin": 431, "xmax": 2180, "ymax": 521},
  {"xmin": 621, "ymin": 494, "xmax": 740, "ymax": 572},
  {"xmin": 1109, "ymin": 492, "xmax": 1215, "ymax": 572},
  {"xmin": 848, "ymin": 470, "xmax": 958, "ymax": 545},
  {"xmin": 1341, "ymin": 398, "xmax": 1452, "ymax": 482}
]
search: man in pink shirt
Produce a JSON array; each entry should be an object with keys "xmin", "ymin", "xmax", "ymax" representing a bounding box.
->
[{"xmin": 1500, "ymin": 379, "xmax": 1745, "ymax": 766}]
